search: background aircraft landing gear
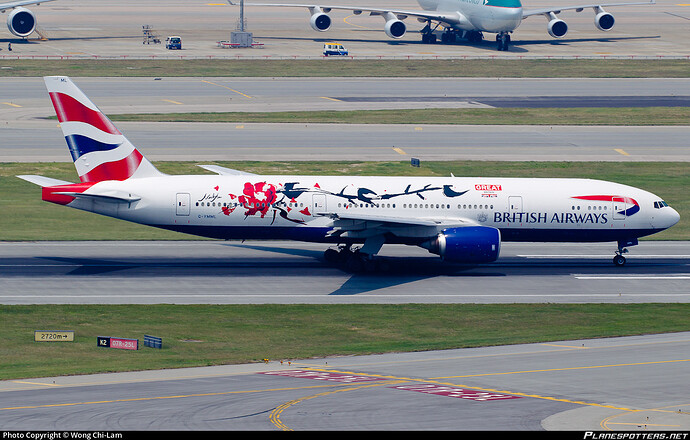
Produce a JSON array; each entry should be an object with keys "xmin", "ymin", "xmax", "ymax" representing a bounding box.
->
[{"xmin": 496, "ymin": 32, "xmax": 510, "ymax": 51}]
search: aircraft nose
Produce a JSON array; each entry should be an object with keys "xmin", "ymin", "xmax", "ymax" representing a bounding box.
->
[{"xmin": 667, "ymin": 207, "xmax": 681, "ymax": 228}]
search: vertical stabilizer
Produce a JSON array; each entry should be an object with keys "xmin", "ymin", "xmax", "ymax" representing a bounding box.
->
[{"xmin": 44, "ymin": 76, "xmax": 162, "ymax": 183}]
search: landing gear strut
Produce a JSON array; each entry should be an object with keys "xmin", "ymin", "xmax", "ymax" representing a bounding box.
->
[{"xmin": 420, "ymin": 21, "xmax": 441, "ymax": 44}]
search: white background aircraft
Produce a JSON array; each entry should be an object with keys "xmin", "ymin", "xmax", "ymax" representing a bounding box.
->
[
  {"xmin": 19, "ymin": 77, "xmax": 680, "ymax": 271},
  {"xmin": 0, "ymin": 0, "xmax": 55, "ymax": 38},
  {"xmin": 230, "ymin": 0, "xmax": 655, "ymax": 50}
]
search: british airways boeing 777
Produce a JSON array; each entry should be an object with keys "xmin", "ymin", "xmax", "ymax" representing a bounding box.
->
[{"xmin": 18, "ymin": 77, "xmax": 680, "ymax": 271}]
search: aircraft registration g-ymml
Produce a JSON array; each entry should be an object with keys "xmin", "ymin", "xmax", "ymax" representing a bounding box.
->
[
  {"xmin": 0, "ymin": 0, "xmax": 56, "ymax": 38},
  {"xmin": 229, "ymin": 0, "xmax": 654, "ymax": 50},
  {"xmin": 19, "ymin": 76, "xmax": 679, "ymax": 271}
]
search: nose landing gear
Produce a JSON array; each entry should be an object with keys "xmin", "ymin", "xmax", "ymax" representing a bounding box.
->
[
  {"xmin": 613, "ymin": 239, "xmax": 638, "ymax": 266},
  {"xmin": 496, "ymin": 32, "xmax": 511, "ymax": 51}
]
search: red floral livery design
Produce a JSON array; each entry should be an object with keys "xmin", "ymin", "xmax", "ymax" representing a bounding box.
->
[{"xmin": 226, "ymin": 182, "xmax": 278, "ymax": 218}]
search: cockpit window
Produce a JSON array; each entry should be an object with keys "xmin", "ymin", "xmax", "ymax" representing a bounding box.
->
[{"xmin": 653, "ymin": 200, "xmax": 669, "ymax": 209}]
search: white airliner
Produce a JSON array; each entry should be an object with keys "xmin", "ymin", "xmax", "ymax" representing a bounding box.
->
[
  {"xmin": 0, "ymin": 0, "xmax": 55, "ymax": 38},
  {"xmin": 18, "ymin": 76, "xmax": 679, "ymax": 271},
  {"xmin": 229, "ymin": 0, "xmax": 655, "ymax": 50}
]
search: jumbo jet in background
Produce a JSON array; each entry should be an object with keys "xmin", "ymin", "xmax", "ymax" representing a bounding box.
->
[
  {"xmin": 0, "ymin": 0, "xmax": 55, "ymax": 38},
  {"xmin": 229, "ymin": 0, "xmax": 655, "ymax": 50},
  {"xmin": 19, "ymin": 77, "xmax": 679, "ymax": 271}
]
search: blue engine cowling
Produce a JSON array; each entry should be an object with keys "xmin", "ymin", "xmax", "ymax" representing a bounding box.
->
[{"xmin": 421, "ymin": 226, "xmax": 501, "ymax": 263}]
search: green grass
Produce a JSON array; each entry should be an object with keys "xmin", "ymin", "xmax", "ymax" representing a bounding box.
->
[
  {"xmin": 2, "ymin": 304, "xmax": 689, "ymax": 380},
  {"xmin": 108, "ymin": 107, "xmax": 690, "ymax": 126},
  {"xmin": 2, "ymin": 160, "xmax": 688, "ymax": 241},
  {"xmin": 0, "ymin": 59, "xmax": 688, "ymax": 78}
]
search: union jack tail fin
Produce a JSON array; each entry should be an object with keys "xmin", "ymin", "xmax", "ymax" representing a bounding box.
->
[{"xmin": 44, "ymin": 76, "xmax": 163, "ymax": 183}]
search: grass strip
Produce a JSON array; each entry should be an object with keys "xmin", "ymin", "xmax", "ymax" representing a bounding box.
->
[
  {"xmin": 0, "ymin": 59, "xmax": 688, "ymax": 78},
  {"xmin": 2, "ymin": 304, "xmax": 689, "ymax": 380},
  {"xmin": 108, "ymin": 107, "xmax": 690, "ymax": 126},
  {"xmin": 2, "ymin": 160, "xmax": 688, "ymax": 241}
]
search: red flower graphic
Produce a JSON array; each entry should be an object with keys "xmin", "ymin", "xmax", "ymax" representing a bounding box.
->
[{"xmin": 228, "ymin": 182, "xmax": 277, "ymax": 218}]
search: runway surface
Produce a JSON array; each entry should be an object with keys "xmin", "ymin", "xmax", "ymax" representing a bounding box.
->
[
  {"xmin": 1, "ymin": 77, "xmax": 689, "ymax": 162},
  {"xmin": 1, "ymin": 332, "xmax": 689, "ymax": 430},
  {"xmin": 1, "ymin": 240, "xmax": 688, "ymax": 304}
]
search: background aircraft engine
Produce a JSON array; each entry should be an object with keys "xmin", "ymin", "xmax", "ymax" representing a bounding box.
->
[
  {"xmin": 547, "ymin": 17, "xmax": 568, "ymax": 38},
  {"xmin": 384, "ymin": 19, "xmax": 406, "ymax": 38},
  {"xmin": 595, "ymin": 11, "xmax": 615, "ymax": 31},
  {"xmin": 7, "ymin": 7, "xmax": 36, "ymax": 37},
  {"xmin": 310, "ymin": 12, "xmax": 331, "ymax": 31},
  {"xmin": 421, "ymin": 226, "xmax": 501, "ymax": 263}
]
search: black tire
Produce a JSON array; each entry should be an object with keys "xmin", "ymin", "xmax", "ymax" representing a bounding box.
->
[{"xmin": 613, "ymin": 255, "xmax": 626, "ymax": 266}]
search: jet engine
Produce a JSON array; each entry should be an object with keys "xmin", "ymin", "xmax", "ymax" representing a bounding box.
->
[
  {"xmin": 420, "ymin": 226, "xmax": 501, "ymax": 264},
  {"xmin": 384, "ymin": 18, "xmax": 406, "ymax": 38},
  {"xmin": 310, "ymin": 12, "xmax": 331, "ymax": 31},
  {"xmin": 7, "ymin": 7, "xmax": 36, "ymax": 37},
  {"xmin": 547, "ymin": 17, "xmax": 568, "ymax": 38},
  {"xmin": 594, "ymin": 10, "xmax": 615, "ymax": 31}
]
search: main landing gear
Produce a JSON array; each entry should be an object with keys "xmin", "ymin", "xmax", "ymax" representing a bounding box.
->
[{"xmin": 324, "ymin": 237, "xmax": 387, "ymax": 273}]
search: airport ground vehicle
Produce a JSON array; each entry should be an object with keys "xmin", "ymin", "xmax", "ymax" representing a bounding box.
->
[
  {"xmin": 165, "ymin": 36, "xmax": 182, "ymax": 50},
  {"xmin": 323, "ymin": 43, "xmax": 348, "ymax": 56}
]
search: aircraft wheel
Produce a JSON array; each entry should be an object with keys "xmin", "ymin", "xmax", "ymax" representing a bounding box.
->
[
  {"xmin": 345, "ymin": 254, "xmax": 366, "ymax": 273},
  {"xmin": 613, "ymin": 255, "xmax": 626, "ymax": 266},
  {"xmin": 324, "ymin": 248, "xmax": 339, "ymax": 263}
]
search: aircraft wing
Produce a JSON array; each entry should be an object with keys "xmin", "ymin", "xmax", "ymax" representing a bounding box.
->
[
  {"xmin": 522, "ymin": 0, "xmax": 654, "ymax": 17},
  {"xmin": 319, "ymin": 211, "xmax": 476, "ymax": 239},
  {"xmin": 229, "ymin": 1, "xmax": 464, "ymax": 24},
  {"xmin": 0, "ymin": 0, "xmax": 56, "ymax": 11}
]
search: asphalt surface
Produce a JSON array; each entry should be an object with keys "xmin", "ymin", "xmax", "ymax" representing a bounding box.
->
[
  {"xmin": 1, "ymin": 241, "xmax": 688, "ymax": 304},
  {"xmin": 1, "ymin": 77, "xmax": 689, "ymax": 162},
  {"xmin": 1, "ymin": 332, "xmax": 689, "ymax": 431}
]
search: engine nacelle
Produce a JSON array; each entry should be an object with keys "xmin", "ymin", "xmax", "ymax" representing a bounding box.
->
[
  {"xmin": 384, "ymin": 19, "xmax": 406, "ymax": 39},
  {"xmin": 595, "ymin": 11, "xmax": 615, "ymax": 31},
  {"xmin": 547, "ymin": 18, "xmax": 568, "ymax": 38},
  {"xmin": 420, "ymin": 226, "xmax": 501, "ymax": 264},
  {"xmin": 310, "ymin": 13, "xmax": 331, "ymax": 31},
  {"xmin": 7, "ymin": 7, "xmax": 36, "ymax": 37}
]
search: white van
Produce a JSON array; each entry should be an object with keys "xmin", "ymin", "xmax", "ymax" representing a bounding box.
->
[{"xmin": 323, "ymin": 43, "xmax": 348, "ymax": 56}]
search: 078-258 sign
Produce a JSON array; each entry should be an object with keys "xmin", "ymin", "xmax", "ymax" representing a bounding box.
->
[{"xmin": 97, "ymin": 336, "xmax": 139, "ymax": 350}]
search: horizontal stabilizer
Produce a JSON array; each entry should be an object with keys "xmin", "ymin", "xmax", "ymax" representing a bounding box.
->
[
  {"xmin": 198, "ymin": 164, "xmax": 257, "ymax": 176},
  {"xmin": 55, "ymin": 191, "xmax": 141, "ymax": 203},
  {"xmin": 17, "ymin": 175, "xmax": 73, "ymax": 187}
]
